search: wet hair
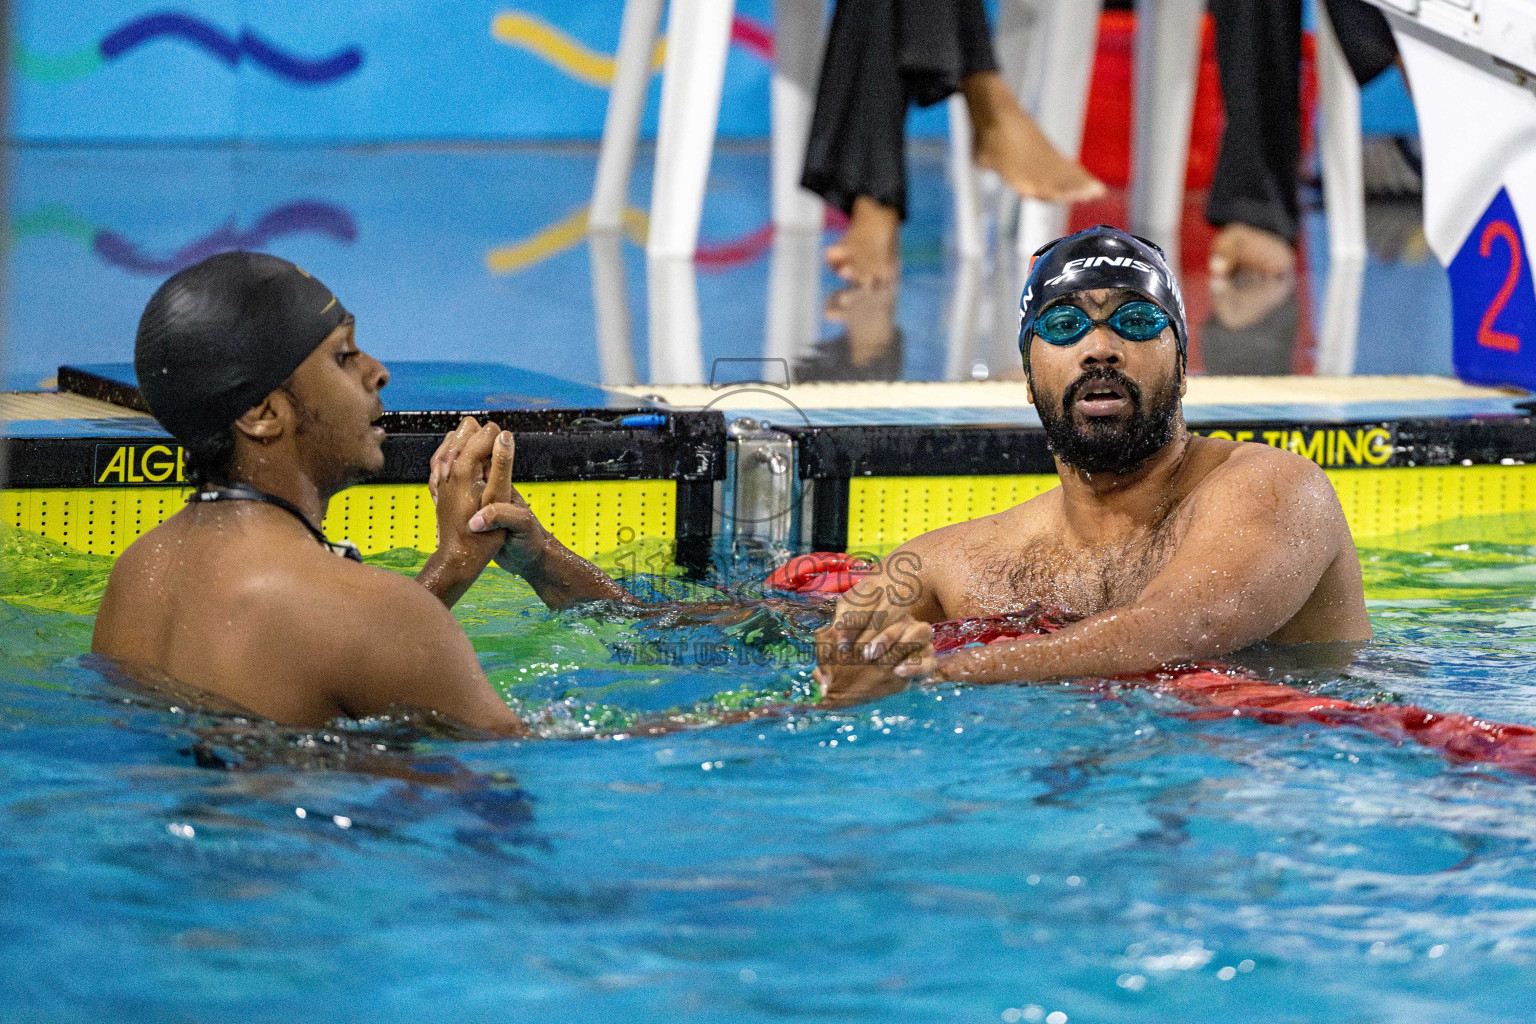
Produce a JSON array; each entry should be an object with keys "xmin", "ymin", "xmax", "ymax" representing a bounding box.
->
[{"xmin": 135, "ymin": 251, "xmax": 349, "ymax": 446}]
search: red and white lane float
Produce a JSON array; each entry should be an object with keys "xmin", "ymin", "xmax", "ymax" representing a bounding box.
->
[
  {"xmin": 767, "ymin": 554, "xmax": 1536, "ymax": 776},
  {"xmin": 763, "ymin": 552, "xmax": 876, "ymax": 596}
]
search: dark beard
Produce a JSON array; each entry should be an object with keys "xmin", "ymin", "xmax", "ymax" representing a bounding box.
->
[{"xmin": 1033, "ymin": 366, "xmax": 1180, "ymax": 475}]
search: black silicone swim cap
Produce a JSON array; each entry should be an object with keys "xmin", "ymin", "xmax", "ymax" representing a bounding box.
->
[
  {"xmin": 1018, "ymin": 225, "xmax": 1187, "ymax": 373},
  {"xmin": 135, "ymin": 251, "xmax": 349, "ymax": 444}
]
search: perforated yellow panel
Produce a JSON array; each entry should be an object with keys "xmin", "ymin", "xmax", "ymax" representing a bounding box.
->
[
  {"xmin": 847, "ymin": 464, "xmax": 1536, "ymax": 551},
  {"xmin": 2, "ymin": 487, "xmax": 192, "ymax": 556},
  {"xmin": 515, "ymin": 480, "xmax": 674, "ymax": 559},
  {"xmin": 324, "ymin": 481, "xmax": 675, "ymax": 559},
  {"xmin": 847, "ymin": 475, "xmax": 1059, "ymax": 551},
  {"xmin": 322, "ymin": 485, "xmax": 437, "ymax": 555},
  {"xmin": 1326, "ymin": 465, "xmax": 1536, "ymax": 538},
  {"xmin": 2, "ymin": 480, "xmax": 675, "ymax": 560}
]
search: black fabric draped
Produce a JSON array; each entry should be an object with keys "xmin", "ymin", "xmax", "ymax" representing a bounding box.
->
[
  {"xmin": 1208, "ymin": 0, "xmax": 1398, "ymax": 242},
  {"xmin": 801, "ymin": 0, "xmax": 997, "ymax": 219}
]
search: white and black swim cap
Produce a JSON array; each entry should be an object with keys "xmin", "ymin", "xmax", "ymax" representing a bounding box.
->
[
  {"xmin": 135, "ymin": 251, "xmax": 350, "ymax": 444},
  {"xmin": 1018, "ymin": 225, "xmax": 1187, "ymax": 372}
]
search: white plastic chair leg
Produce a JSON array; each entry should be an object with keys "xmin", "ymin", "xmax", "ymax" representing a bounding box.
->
[
  {"xmin": 647, "ymin": 255, "xmax": 706, "ymax": 383},
  {"xmin": 1005, "ymin": 0, "xmax": 1105, "ymax": 266},
  {"xmin": 1312, "ymin": 0, "xmax": 1366, "ymax": 374},
  {"xmin": 1313, "ymin": 0, "xmax": 1366, "ymax": 264},
  {"xmin": 765, "ymin": 227, "xmax": 822, "ymax": 363},
  {"xmin": 949, "ymin": 95, "xmax": 984, "ymax": 259},
  {"xmin": 944, "ymin": 256, "xmax": 985, "ymax": 380},
  {"xmin": 592, "ymin": 0, "xmax": 667, "ymax": 232},
  {"xmin": 589, "ymin": 231, "xmax": 638, "ymax": 389},
  {"xmin": 648, "ymin": 0, "xmax": 737, "ymax": 260},
  {"xmin": 771, "ymin": 0, "xmax": 827, "ymax": 232},
  {"xmin": 1315, "ymin": 256, "xmax": 1364, "ymax": 375},
  {"xmin": 1129, "ymin": 0, "xmax": 1206, "ymax": 262}
]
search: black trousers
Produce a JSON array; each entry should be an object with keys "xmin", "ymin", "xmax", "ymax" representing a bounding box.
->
[
  {"xmin": 801, "ymin": 0, "xmax": 997, "ymax": 219},
  {"xmin": 1207, "ymin": 0, "xmax": 1399, "ymax": 242}
]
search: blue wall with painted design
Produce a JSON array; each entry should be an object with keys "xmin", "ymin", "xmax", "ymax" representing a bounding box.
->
[
  {"xmin": 13, "ymin": 0, "xmax": 778, "ymax": 140},
  {"xmin": 12, "ymin": 1, "xmax": 1416, "ymax": 142}
]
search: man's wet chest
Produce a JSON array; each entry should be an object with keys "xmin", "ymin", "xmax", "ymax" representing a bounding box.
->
[{"xmin": 950, "ymin": 524, "xmax": 1183, "ymax": 618}]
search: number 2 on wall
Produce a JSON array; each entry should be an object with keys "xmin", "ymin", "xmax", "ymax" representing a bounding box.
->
[{"xmin": 1478, "ymin": 220, "xmax": 1523, "ymax": 353}]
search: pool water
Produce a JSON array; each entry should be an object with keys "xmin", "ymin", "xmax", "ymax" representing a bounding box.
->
[{"xmin": 4, "ymin": 517, "xmax": 1536, "ymax": 1022}]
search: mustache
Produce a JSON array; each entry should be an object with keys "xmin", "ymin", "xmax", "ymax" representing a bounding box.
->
[{"xmin": 1062, "ymin": 367, "xmax": 1143, "ymax": 412}]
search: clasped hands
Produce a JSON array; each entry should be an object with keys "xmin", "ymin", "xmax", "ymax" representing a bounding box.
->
[
  {"xmin": 428, "ymin": 415, "xmax": 939, "ymax": 705},
  {"xmin": 813, "ymin": 600, "xmax": 938, "ymax": 707},
  {"xmin": 427, "ymin": 416, "xmax": 552, "ymax": 579}
]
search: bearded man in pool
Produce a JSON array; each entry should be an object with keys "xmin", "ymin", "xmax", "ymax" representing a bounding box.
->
[
  {"xmin": 93, "ymin": 252, "xmax": 628, "ymax": 736},
  {"xmin": 815, "ymin": 226, "xmax": 1372, "ymax": 705}
]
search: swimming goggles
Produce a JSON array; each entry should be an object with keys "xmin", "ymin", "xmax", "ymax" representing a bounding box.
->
[{"xmin": 1032, "ymin": 299, "xmax": 1171, "ymax": 346}]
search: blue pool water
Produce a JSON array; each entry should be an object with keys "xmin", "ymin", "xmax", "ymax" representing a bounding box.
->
[{"xmin": 3, "ymin": 522, "xmax": 1536, "ymax": 1021}]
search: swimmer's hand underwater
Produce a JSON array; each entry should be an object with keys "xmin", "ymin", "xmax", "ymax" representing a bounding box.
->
[{"xmin": 812, "ymin": 611, "xmax": 937, "ymax": 708}]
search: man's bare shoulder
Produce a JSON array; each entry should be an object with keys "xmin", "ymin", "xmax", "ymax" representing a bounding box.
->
[
  {"xmin": 255, "ymin": 546, "xmax": 459, "ymax": 645},
  {"xmin": 234, "ymin": 544, "xmax": 485, "ymax": 711},
  {"xmin": 1185, "ymin": 436, "xmax": 1345, "ymax": 526}
]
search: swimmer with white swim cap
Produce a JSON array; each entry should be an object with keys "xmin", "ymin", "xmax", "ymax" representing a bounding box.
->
[
  {"xmin": 815, "ymin": 226, "xmax": 1371, "ymax": 706},
  {"xmin": 94, "ymin": 252, "xmax": 628, "ymax": 733}
]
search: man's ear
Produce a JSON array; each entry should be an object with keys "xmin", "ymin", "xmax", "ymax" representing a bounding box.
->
[{"xmin": 232, "ymin": 391, "xmax": 290, "ymax": 443}]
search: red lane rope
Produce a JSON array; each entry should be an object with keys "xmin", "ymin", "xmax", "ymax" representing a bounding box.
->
[
  {"xmin": 767, "ymin": 554, "xmax": 1536, "ymax": 776},
  {"xmin": 765, "ymin": 552, "xmax": 875, "ymax": 595}
]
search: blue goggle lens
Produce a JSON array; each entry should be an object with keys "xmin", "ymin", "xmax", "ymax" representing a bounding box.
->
[
  {"xmin": 1036, "ymin": 305, "xmax": 1093, "ymax": 344},
  {"xmin": 1033, "ymin": 300, "xmax": 1171, "ymax": 346},
  {"xmin": 1110, "ymin": 301, "xmax": 1171, "ymax": 341}
]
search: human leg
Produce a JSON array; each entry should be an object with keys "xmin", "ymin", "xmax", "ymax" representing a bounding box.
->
[
  {"xmin": 1206, "ymin": 0, "xmax": 1303, "ymax": 278},
  {"xmin": 946, "ymin": 0, "xmax": 1103, "ymax": 203},
  {"xmin": 801, "ymin": 0, "xmax": 907, "ymax": 284}
]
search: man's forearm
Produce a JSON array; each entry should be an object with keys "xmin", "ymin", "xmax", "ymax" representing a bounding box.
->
[
  {"xmin": 415, "ymin": 549, "xmax": 483, "ymax": 608},
  {"xmin": 513, "ymin": 542, "xmax": 633, "ymax": 609},
  {"xmin": 935, "ymin": 603, "xmax": 1239, "ymax": 685}
]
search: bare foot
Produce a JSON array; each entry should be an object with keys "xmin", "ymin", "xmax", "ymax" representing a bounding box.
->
[
  {"xmin": 825, "ymin": 283, "xmax": 898, "ymax": 367},
  {"xmin": 1208, "ymin": 223, "xmax": 1295, "ymax": 280},
  {"xmin": 963, "ymin": 71, "xmax": 1106, "ymax": 204},
  {"xmin": 825, "ymin": 196, "xmax": 900, "ymax": 287},
  {"xmin": 1210, "ymin": 273, "xmax": 1295, "ymax": 330}
]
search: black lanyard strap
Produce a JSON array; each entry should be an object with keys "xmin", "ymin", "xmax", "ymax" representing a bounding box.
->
[{"xmin": 189, "ymin": 483, "xmax": 363, "ymax": 562}]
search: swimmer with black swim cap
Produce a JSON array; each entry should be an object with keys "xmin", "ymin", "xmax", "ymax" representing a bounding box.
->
[
  {"xmin": 95, "ymin": 252, "xmax": 629, "ymax": 734},
  {"xmin": 815, "ymin": 225, "xmax": 1372, "ymax": 706}
]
